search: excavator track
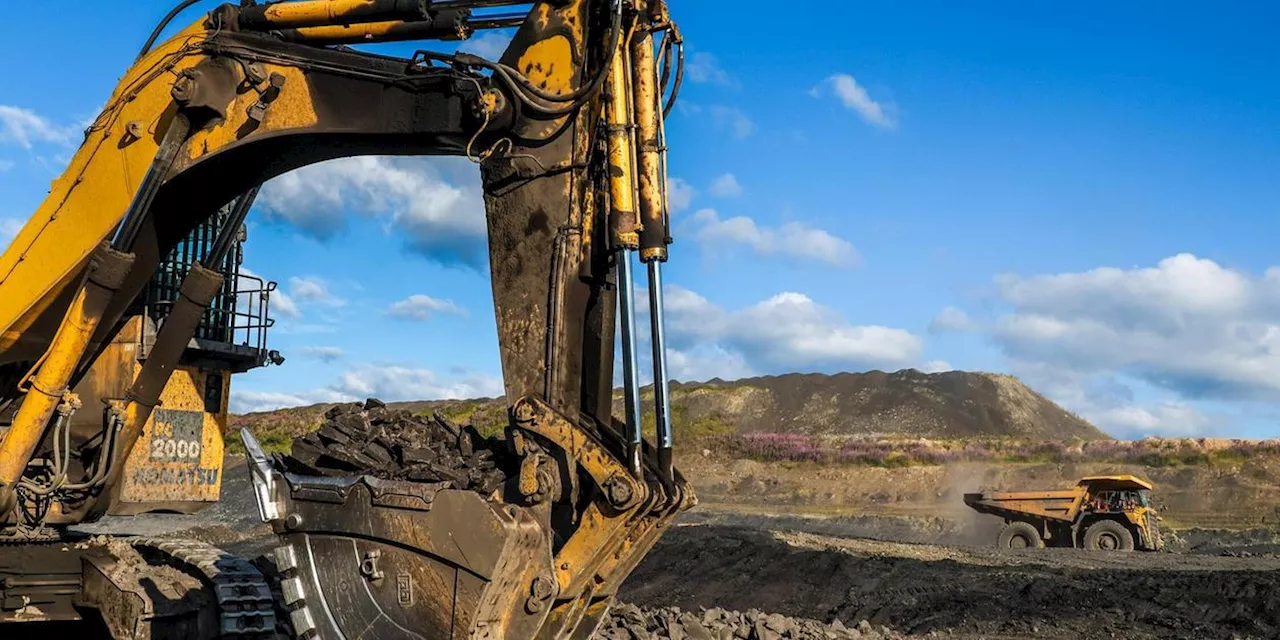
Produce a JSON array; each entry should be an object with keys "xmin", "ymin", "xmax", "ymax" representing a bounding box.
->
[{"xmin": 129, "ymin": 538, "xmax": 279, "ymax": 638}]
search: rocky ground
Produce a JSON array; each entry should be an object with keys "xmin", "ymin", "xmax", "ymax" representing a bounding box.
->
[
  {"xmin": 60, "ymin": 401, "xmax": 1280, "ymax": 639},
  {"xmin": 623, "ymin": 523, "xmax": 1280, "ymax": 640},
  {"xmin": 67, "ymin": 456, "xmax": 1280, "ymax": 639}
]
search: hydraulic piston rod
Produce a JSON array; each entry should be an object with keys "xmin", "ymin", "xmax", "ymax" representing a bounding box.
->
[
  {"xmin": 605, "ymin": 30, "xmax": 644, "ymax": 476},
  {"xmin": 632, "ymin": 20, "xmax": 675, "ymax": 479},
  {"xmin": 277, "ymin": 11, "xmax": 471, "ymax": 45},
  {"xmin": 618, "ymin": 254, "xmax": 644, "ymax": 476},
  {"xmin": 237, "ymin": 0, "xmax": 433, "ymax": 31},
  {"xmin": 645, "ymin": 261, "xmax": 673, "ymax": 477}
]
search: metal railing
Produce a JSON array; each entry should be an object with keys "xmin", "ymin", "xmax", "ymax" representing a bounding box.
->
[{"xmin": 144, "ymin": 207, "xmax": 274, "ymax": 359}]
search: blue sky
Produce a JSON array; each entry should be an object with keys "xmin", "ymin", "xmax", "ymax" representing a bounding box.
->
[{"xmin": 2, "ymin": 2, "xmax": 1279, "ymax": 439}]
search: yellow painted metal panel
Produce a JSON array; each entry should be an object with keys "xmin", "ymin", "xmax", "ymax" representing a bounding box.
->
[{"xmin": 118, "ymin": 366, "xmax": 227, "ymax": 505}]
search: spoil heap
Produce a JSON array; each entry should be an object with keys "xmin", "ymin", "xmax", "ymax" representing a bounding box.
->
[
  {"xmin": 281, "ymin": 399, "xmax": 510, "ymax": 495},
  {"xmin": 596, "ymin": 604, "xmax": 903, "ymax": 640}
]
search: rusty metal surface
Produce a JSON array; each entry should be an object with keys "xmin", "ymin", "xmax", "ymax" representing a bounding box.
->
[
  {"xmin": 0, "ymin": 542, "xmax": 95, "ymax": 623},
  {"xmin": 481, "ymin": 0, "xmax": 616, "ymax": 425},
  {"xmin": 508, "ymin": 396, "xmax": 695, "ymax": 635},
  {"xmin": 278, "ymin": 12, "xmax": 472, "ymax": 46},
  {"xmin": 630, "ymin": 28, "xmax": 667, "ymax": 263},
  {"xmin": 268, "ymin": 474, "xmax": 556, "ymax": 639},
  {"xmin": 236, "ymin": 0, "xmax": 433, "ymax": 31},
  {"xmin": 964, "ymin": 489, "xmax": 1082, "ymax": 523},
  {"xmin": 604, "ymin": 29, "xmax": 640, "ymax": 251},
  {"xmin": 0, "ymin": 246, "xmax": 135, "ymax": 514}
]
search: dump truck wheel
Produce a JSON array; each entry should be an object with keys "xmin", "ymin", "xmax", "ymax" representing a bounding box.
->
[
  {"xmin": 1083, "ymin": 519, "xmax": 1134, "ymax": 551},
  {"xmin": 997, "ymin": 522, "xmax": 1044, "ymax": 549}
]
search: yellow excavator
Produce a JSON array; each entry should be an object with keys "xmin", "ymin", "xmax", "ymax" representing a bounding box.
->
[{"xmin": 0, "ymin": 0, "xmax": 694, "ymax": 637}]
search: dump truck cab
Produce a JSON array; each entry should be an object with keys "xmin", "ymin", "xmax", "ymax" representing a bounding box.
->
[
  {"xmin": 964, "ymin": 474, "xmax": 1164, "ymax": 552},
  {"xmin": 1075, "ymin": 475, "xmax": 1163, "ymax": 552}
]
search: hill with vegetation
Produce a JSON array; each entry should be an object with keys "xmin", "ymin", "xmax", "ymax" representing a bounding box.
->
[{"xmin": 228, "ymin": 369, "xmax": 1108, "ymax": 453}]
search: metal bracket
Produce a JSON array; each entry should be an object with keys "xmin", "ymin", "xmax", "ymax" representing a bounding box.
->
[
  {"xmin": 360, "ymin": 550, "xmax": 385, "ymax": 583},
  {"xmin": 239, "ymin": 428, "xmax": 280, "ymax": 522}
]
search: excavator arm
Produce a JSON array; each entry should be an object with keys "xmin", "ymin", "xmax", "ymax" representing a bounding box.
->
[{"xmin": 0, "ymin": 1, "xmax": 694, "ymax": 637}]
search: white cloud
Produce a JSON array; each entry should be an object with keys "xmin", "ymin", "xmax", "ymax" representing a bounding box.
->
[
  {"xmin": 922, "ymin": 360, "xmax": 953, "ymax": 373},
  {"xmin": 335, "ymin": 365, "xmax": 503, "ymax": 402},
  {"xmin": 387, "ymin": 294, "xmax": 466, "ymax": 321},
  {"xmin": 930, "ymin": 306, "xmax": 976, "ymax": 333},
  {"xmin": 709, "ymin": 106, "xmax": 755, "ymax": 139},
  {"xmin": 990, "ymin": 254, "xmax": 1280, "ymax": 401},
  {"xmin": 259, "ymin": 156, "xmax": 487, "ymax": 268},
  {"xmin": 300, "ymin": 346, "xmax": 344, "ymax": 363},
  {"xmin": 289, "ymin": 276, "xmax": 344, "ymax": 306},
  {"xmin": 271, "ymin": 290, "xmax": 302, "ymax": 320},
  {"xmin": 232, "ymin": 364, "xmax": 504, "ymax": 413},
  {"xmin": 230, "ymin": 389, "xmax": 351, "ymax": 414},
  {"xmin": 650, "ymin": 285, "xmax": 922, "ymax": 378},
  {"xmin": 708, "ymin": 173, "xmax": 743, "ymax": 198},
  {"xmin": 0, "ymin": 160, "xmax": 13, "ymax": 172},
  {"xmin": 666, "ymin": 345, "xmax": 755, "ymax": 383},
  {"xmin": 690, "ymin": 208, "xmax": 859, "ymax": 268},
  {"xmin": 239, "ymin": 267, "xmax": 300, "ymax": 321},
  {"xmin": 812, "ymin": 74, "xmax": 897, "ymax": 130},
  {"xmin": 668, "ymin": 177, "xmax": 696, "ymax": 214},
  {"xmin": 1003, "ymin": 362, "xmax": 1216, "ymax": 439},
  {"xmin": 685, "ymin": 52, "xmax": 734, "ymax": 86},
  {"xmin": 0, "ymin": 105, "xmax": 76, "ymax": 149},
  {"xmin": 732, "ymin": 292, "xmax": 922, "ymax": 371},
  {"xmin": 969, "ymin": 253, "xmax": 1280, "ymax": 437},
  {"xmin": 458, "ymin": 31, "xmax": 513, "ymax": 60},
  {"xmin": 1088, "ymin": 401, "xmax": 1212, "ymax": 439}
]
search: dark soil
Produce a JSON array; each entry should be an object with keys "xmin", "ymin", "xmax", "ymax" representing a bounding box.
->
[
  {"xmin": 621, "ymin": 524, "xmax": 1280, "ymax": 640},
  {"xmin": 598, "ymin": 603, "xmax": 905, "ymax": 639},
  {"xmin": 1167, "ymin": 527, "xmax": 1280, "ymax": 555}
]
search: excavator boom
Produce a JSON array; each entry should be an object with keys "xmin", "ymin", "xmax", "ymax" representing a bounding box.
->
[{"xmin": 0, "ymin": 1, "xmax": 694, "ymax": 637}]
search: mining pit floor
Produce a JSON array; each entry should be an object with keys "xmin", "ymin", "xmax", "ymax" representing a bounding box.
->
[{"xmin": 12, "ymin": 456, "xmax": 1280, "ymax": 639}]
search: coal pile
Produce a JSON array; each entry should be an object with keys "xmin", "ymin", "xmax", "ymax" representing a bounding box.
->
[
  {"xmin": 282, "ymin": 399, "xmax": 511, "ymax": 495},
  {"xmin": 596, "ymin": 604, "xmax": 903, "ymax": 640}
]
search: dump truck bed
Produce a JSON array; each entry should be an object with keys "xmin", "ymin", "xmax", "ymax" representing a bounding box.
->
[{"xmin": 963, "ymin": 489, "xmax": 1083, "ymax": 523}]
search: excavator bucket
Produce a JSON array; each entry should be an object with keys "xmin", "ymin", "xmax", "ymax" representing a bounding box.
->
[
  {"xmin": 240, "ymin": 399, "xmax": 694, "ymax": 640},
  {"xmin": 242, "ymin": 430, "xmax": 557, "ymax": 639}
]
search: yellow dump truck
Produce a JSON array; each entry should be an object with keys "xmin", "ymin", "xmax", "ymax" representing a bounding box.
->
[{"xmin": 964, "ymin": 475, "xmax": 1164, "ymax": 552}]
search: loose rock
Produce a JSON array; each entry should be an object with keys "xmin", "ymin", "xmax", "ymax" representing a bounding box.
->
[
  {"xmin": 595, "ymin": 604, "xmax": 904, "ymax": 640},
  {"xmin": 280, "ymin": 399, "xmax": 512, "ymax": 495}
]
